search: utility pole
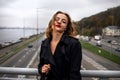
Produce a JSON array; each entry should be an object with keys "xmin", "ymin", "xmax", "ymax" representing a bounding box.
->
[
  {"xmin": 112, "ymin": 7, "xmax": 114, "ymax": 26},
  {"xmin": 23, "ymin": 18, "xmax": 25, "ymax": 38},
  {"xmin": 36, "ymin": 8, "xmax": 39, "ymax": 39}
]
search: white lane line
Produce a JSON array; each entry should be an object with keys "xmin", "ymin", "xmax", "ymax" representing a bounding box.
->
[
  {"xmin": 81, "ymin": 65, "xmax": 86, "ymax": 70},
  {"xmin": 92, "ymin": 78, "xmax": 99, "ymax": 80},
  {"xmin": 26, "ymin": 46, "xmax": 40, "ymax": 68},
  {"xmin": 23, "ymin": 55, "xmax": 26, "ymax": 58},
  {"xmin": 82, "ymin": 54, "xmax": 107, "ymax": 80},
  {"xmin": 83, "ymin": 54, "xmax": 107, "ymax": 70},
  {"xmin": 26, "ymin": 52, "xmax": 29, "ymax": 55},
  {"xmin": 81, "ymin": 65, "xmax": 99, "ymax": 80},
  {"xmin": 18, "ymin": 75, "xmax": 26, "ymax": 78},
  {"xmin": 18, "ymin": 59, "xmax": 22, "ymax": 62},
  {"xmin": 13, "ymin": 65, "xmax": 16, "ymax": 67},
  {"xmin": 2, "ymin": 74, "xmax": 7, "ymax": 77}
]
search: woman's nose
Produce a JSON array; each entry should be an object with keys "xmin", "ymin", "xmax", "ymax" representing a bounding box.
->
[{"xmin": 57, "ymin": 19, "xmax": 62, "ymax": 23}]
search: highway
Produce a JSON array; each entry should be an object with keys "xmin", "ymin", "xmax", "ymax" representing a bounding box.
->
[
  {"xmin": 0, "ymin": 36, "xmax": 44, "ymax": 78},
  {"xmin": 82, "ymin": 48, "xmax": 120, "ymax": 80},
  {"xmin": 82, "ymin": 49, "xmax": 120, "ymax": 70},
  {"xmin": 0, "ymin": 36, "xmax": 120, "ymax": 80},
  {"xmin": 1, "ymin": 39, "xmax": 42, "ymax": 67},
  {"xmin": 89, "ymin": 39, "xmax": 120, "ymax": 56}
]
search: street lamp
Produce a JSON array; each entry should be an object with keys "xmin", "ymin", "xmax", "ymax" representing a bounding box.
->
[
  {"xmin": 36, "ymin": 8, "xmax": 39, "ymax": 38},
  {"xmin": 23, "ymin": 18, "xmax": 26, "ymax": 38},
  {"xmin": 36, "ymin": 8, "xmax": 43, "ymax": 39},
  {"xmin": 111, "ymin": 7, "xmax": 114, "ymax": 26}
]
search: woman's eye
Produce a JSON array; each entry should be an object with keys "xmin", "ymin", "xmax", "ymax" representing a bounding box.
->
[
  {"xmin": 55, "ymin": 17, "xmax": 68, "ymax": 24},
  {"xmin": 62, "ymin": 20, "xmax": 67, "ymax": 24},
  {"xmin": 55, "ymin": 17, "xmax": 59, "ymax": 21}
]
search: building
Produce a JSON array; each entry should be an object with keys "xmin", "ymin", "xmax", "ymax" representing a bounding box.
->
[{"xmin": 102, "ymin": 26, "xmax": 120, "ymax": 36}]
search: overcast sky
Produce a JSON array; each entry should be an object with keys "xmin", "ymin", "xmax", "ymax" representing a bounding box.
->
[{"xmin": 0, "ymin": 0, "xmax": 120, "ymax": 28}]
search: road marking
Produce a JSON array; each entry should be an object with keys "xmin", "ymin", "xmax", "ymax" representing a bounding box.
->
[
  {"xmin": 81, "ymin": 65, "xmax": 86, "ymax": 70},
  {"xmin": 18, "ymin": 59, "xmax": 22, "ymax": 62},
  {"xmin": 26, "ymin": 52, "xmax": 29, "ymax": 55},
  {"xmin": 32, "ymin": 48, "xmax": 36, "ymax": 51},
  {"xmin": 83, "ymin": 54, "xmax": 107, "ymax": 70},
  {"xmin": 13, "ymin": 65, "xmax": 16, "ymax": 67},
  {"xmin": 81, "ymin": 65, "xmax": 99, "ymax": 80},
  {"xmin": 26, "ymin": 46, "xmax": 40, "ymax": 68},
  {"xmin": 18, "ymin": 75, "xmax": 26, "ymax": 78},
  {"xmin": 23, "ymin": 55, "xmax": 26, "ymax": 58},
  {"xmin": 25, "ymin": 48, "xmax": 28, "ymax": 51},
  {"xmin": 92, "ymin": 78, "xmax": 98, "ymax": 80},
  {"xmin": 2, "ymin": 74, "xmax": 6, "ymax": 77}
]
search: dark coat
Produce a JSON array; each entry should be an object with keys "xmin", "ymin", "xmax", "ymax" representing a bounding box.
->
[{"xmin": 38, "ymin": 35, "xmax": 82, "ymax": 80}]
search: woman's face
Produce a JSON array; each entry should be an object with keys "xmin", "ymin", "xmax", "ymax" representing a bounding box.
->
[{"xmin": 52, "ymin": 13, "xmax": 68, "ymax": 33}]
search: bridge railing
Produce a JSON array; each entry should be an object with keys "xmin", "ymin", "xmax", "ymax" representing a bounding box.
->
[{"xmin": 0, "ymin": 67, "xmax": 120, "ymax": 80}]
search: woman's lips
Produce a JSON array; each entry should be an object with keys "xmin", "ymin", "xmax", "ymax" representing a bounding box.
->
[{"xmin": 55, "ymin": 25, "xmax": 61, "ymax": 28}]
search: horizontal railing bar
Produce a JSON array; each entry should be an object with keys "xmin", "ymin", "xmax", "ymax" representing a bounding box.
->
[
  {"xmin": 0, "ymin": 67, "xmax": 120, "ymax": 78},
  {"xmin": 81, "ymin": 70, "xmax": 120, "ymax": 78},
  {"xmin": 0, "ymin": 67, "xmax": 38, "ymax": 75},
  {"xmin": 0, "ymin": 77, "xmax": 36, "ymax": 80}
]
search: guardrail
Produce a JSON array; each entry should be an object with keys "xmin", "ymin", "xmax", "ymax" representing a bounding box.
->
[{"xmin": 0, "ymin": 67, "xmax": 120, "ymax": 80}]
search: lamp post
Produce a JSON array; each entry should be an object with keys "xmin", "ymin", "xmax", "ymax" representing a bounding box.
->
[
  {"xmin": 111, "ymin": 7, "xmax": 114, "ymax": 26},
  {"xmin": 23, "ymin": 18, "xmax": 25, "ymax": 38},
  {"xmin": 36, "ymin": 8, "xmax": 39, "ymax": 39}
]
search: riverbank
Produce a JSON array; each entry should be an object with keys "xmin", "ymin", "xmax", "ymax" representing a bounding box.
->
[
  {"xmin": 0, "ymin": 34, "xmax": 38, "ymax": 49},
  {"xmin": 0, "ymin": 33, "xmax": 44, "ymax": 64}
]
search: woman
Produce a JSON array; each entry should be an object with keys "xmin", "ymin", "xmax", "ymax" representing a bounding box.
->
[{"xmin": 38, "ymin": 11, "xmax": 82, "ymax": 80}]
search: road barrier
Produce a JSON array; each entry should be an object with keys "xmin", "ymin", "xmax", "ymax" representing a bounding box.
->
[{"xmin": 0, "ymin": 67, "xmax": 120, "ymax": 80}]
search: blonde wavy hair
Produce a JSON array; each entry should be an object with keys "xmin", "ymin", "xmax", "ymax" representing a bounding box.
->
[{"xmin": 45, "ymin": 11, "xmax": 76, "ymax": 38}]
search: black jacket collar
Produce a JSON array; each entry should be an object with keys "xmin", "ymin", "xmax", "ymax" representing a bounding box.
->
[{"xmin": 42, "ymin": 35, "xmax": 69, "ymax": 47}]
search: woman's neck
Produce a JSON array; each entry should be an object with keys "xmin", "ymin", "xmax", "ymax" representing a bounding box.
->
[{"xmin": 52, "ymin": 31, "xmax": 63, "ymax": 42}]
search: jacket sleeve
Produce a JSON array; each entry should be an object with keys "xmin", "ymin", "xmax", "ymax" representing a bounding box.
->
[{"xmin": 69, "ymin": 40, "xmax": 82, "ymax": 80}]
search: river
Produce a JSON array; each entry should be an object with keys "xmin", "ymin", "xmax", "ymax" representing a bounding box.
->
[{"xmin": 0, "ymin": 28, "xmax": 45, "ymax": 44}]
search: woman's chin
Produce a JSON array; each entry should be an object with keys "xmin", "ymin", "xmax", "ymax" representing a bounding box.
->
[{"xmin": 56, "ymin": 30, "xmax": 64, "ymax": 33}]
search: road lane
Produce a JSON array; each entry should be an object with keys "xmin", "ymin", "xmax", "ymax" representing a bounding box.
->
[
  {"xmin": 0, "ymin": 35, "xmax": 44, "ymax": 78},
  {"xmin": 1, "ymin": 35, "xmax": 44, "ymax": 67},
  {"xmin": 81, "ymin": 48, "xmax": 120, "ymax": 80},
  {"xmin": 89, "ymin": 39, "xmax": 120, "ymax": 56},
  {"xmin": 82, "ymin": 48, "xmax": 120, "ymax": 70}
]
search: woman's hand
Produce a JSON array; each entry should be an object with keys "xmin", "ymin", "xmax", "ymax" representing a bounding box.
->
[{"xmin": 41, "ymin": 64, "xmax": 51, "ymax": 74}]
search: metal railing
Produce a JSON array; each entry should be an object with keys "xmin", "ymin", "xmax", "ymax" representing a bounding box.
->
[{"xmin": 0, "ymin": 67, "xmax": 120, "ymax": 80}]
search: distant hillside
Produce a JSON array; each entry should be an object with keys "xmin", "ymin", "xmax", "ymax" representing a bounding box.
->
[{"xmin": 76, "ymin": 6, "xmax": 120, "ymax": 36}]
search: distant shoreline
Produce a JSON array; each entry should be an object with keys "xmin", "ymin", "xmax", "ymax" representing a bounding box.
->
[
  {"xmin": 0, "ymin": 34, "xmax": 40, "ymax": 49},
  {"xmin": 0, "ymin": 28, "xmax": 45, "ymax": 44}
]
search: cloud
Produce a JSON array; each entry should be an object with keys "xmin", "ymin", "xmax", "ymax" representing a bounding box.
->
[
  {"xmin": 0, "ymin": 0, "xmax": 16, "ymax": 7},
  {"xmin": 37, "ymin": 0, "xmax": 120, "ymax": 21},
  {"xmin": 0, "ymin": 0, "xmax": 120, "ymax": 28}
]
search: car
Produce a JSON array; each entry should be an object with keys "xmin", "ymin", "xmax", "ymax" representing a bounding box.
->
[
  {"xmin": 115, "ymin": 47, "xmax": 120, "ymax": 52},
  {"xmin": 107, "ymin": 40, "xmax": 111, "ymax": 43},
  {"xmin": 111, "ymin": 40, "xmax": 118, "ymax": 45},
  {"xmin": 28, "ymin": 43, "xmax": 33, "ymax": 48},
  {"xmin": 96, "ymin": 40, "xmax": 102, "ymax": 47}
]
